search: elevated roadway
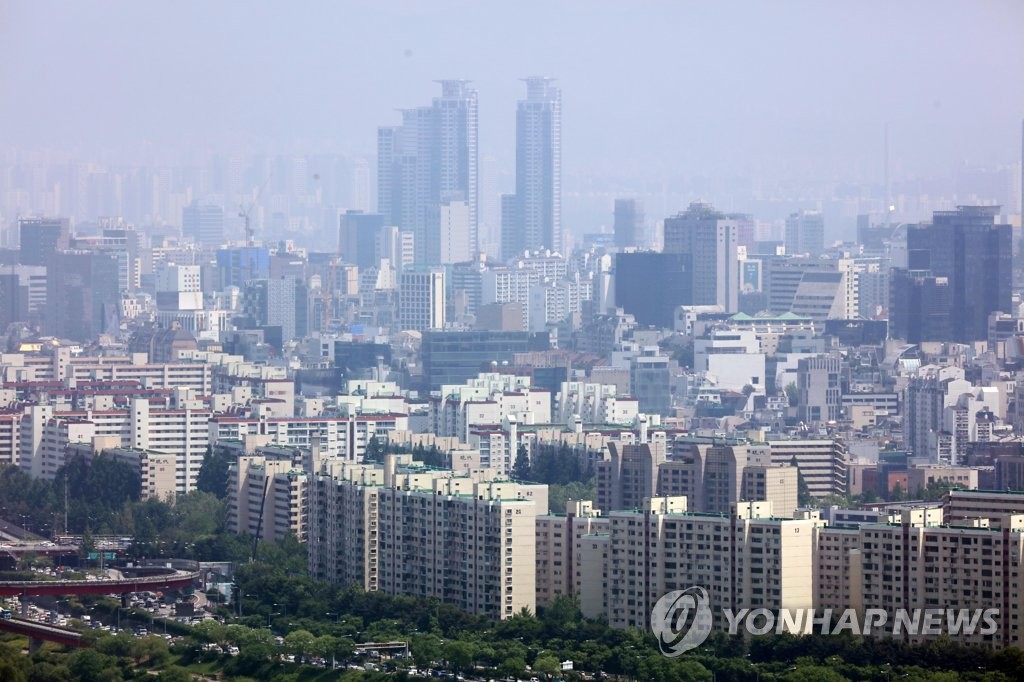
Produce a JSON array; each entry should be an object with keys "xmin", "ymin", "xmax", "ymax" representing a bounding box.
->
[
  {"xmin": 0, "ymin": 570, "xmax": 199, "ymax": 597},
  {"xmin": 0, "ymin": 616, "xmax": 85, "ymax": 649}
]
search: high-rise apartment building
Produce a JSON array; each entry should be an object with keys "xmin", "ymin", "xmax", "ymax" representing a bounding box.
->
[
  {"xmin": 227, "ymin": 454, "xmax": 308, "ymax": 543},
  {"xmin": 613, "ymin": 199, "xmax": 644, "ymax": 249},
  {"xmin": 784, "ymin": 210, "xmax": 825, "ymax": 256},
  {"xmin": 663, "ymin": 202, "xmax": 738, "ymax": 312},
  {"xmin": 378, "ymin": 81, "xmax": 479, "ymax": 263},
  {"xmin": 309, "ymin": 456, "xmax": 543, "ymax": 619},
  {"xmin": 503, "ymin": 78, "xmax": 562, "ymax": 258},
  {"xmin": 605, "ymin": 499, "xmax": 820, "ymax": 630}
]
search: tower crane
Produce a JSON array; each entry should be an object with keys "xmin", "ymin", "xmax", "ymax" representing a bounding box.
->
[{"xmin": 237, "ymin": 174, "xmax": 271, "ymax": 246}]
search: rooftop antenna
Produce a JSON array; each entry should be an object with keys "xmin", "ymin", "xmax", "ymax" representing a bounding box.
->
[{"xmin": 884, "ymin": 122, "xmax": 894, "ymax": 226}]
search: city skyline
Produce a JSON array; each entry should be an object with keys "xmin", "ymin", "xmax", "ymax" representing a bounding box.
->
[{"xmin": 1, "ymin": 2, "xmax": 1022, "ymax": 193}]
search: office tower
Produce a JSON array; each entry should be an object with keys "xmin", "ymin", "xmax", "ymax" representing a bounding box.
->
[
  {"xmin": 438, "ymin": 200, "xmax": 471, "ymax": 264},
  {"xmin": 0, "ymin": 272, "xmax": 28, "ymax": 329},
  {"xmin": 155, "ymin": 264, "xmax": 203, "ymax": 312},
  {"xmin": 766, "ymin": 438, "xmax": 849, "ymax": 498},
  {"xmin": 182, "ymin": 202, "xmax": 225, "ymax": 248},
  {"xmin": 18, "ymin": 217, "xmax": 70, "ymax": 266},
  {"xmin": 398, "ymin": 267, "xmax": 446, "ymax": 332},
  {"xmin": 500, "ymin": 194, "xmax": 521, "ymax": 259},
  {"xmin": 784, "ymin": 210, "xmax": 825, "ymax": 256},
  {"xmin": 420, "ymin": 330, "xmax": 550, "ymax": 389},
  {"xmin": 889, "ymin": 270, "xmax": 952, "ymax": 343},
  {"xmin": 503, "ymin": 78, "xmax": 562, "ymax": 258},
  {"xmin": 241, "ymin": 277, "xmax": 309, "ymax": 344},
  {"xmin": 0, "ymin": 265, "xmax": 45, "ymax": 328},
  {"xmin": 613, "ymin": 199, "xmax": 644, "ymax": 248},
  {"xmin": 376, "ymin": 226, "xmax": 415, "ymax": 271},
  {"xmin": 893, "ymin": 206, "xmax": 1011, "ymax": 343},
  {"xmin": 613, "ymin": 252, "xmax": 692, "ymax": 328},
  {"xmin": 377, "ymin": 81, "xmax": 479, "ymax": 263},
  {"xmin": 796, "ymin": 354, "xmax": 843, "ymax": 424},
  {"xmin": 630, "ymin": 347, "xmax": 672, "ymax": 415},
  {"xmin": 338, "ymin": 210, "xmax": 386, "ymax": 268},
  {"xmin": 45, "ymin": 251, "xmax": 120, "ymax": 341},
  {"xmin": 663, "ymin": 202, "xmax": 738, "ymax": 312},
  {"xmin": 216, "ymin": 246, "xmax": 271, "ymax": 289},
  {"xmin": 761, "ymin": 254, "xmax": 839, "ymax": 313}
]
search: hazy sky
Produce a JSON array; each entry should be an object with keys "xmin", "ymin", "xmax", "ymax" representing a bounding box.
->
[{"xmin": 2, "ymin": 0, "xmax": 1022, "ymax": 185}]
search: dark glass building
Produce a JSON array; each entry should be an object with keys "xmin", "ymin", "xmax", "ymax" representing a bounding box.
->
[
  {"xmin": 894, "ymin": 206, "xmax": 1012, "ymax": 343},
  {"xmin": 19, "ymin": 217, "xmax": 70, "ymax": 266},
  {"xmin": 45, "ymin": 251, "xmax": 120, "ymax": 341},
  {"xmin": 613, "ymin": 198, "xmax": 644, "ymax": 248},
  {"xmin": 421, "ymin": 330, "xmax": 550, "ymax": 390},
  {"xmin": 614, "ymin": 251, "xmax": 693, "ymax": 328},
  {"xmin": 889, "ymin": 270, "xmax": 952, "ymax": 344}
]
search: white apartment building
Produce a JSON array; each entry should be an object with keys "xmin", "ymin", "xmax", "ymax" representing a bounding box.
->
[
  {"xmin": 0, "ymin": 349, "xmax": 215, "ymax": 392},
  {"xmin": 814, "ymin": 508, "xmax": 1024, "ymax": 648},
  {"xmin": 554, "ymin": 381, "xmax": 639, "ymax": 425},
  {"xmin": 17, "ymin": 399, "xmax": 211, "ymax": 492},
  {"xmin": 209, "ymin": 413, "xmax": 409, "ymax": 462},
  {"xmin": 227, "ymin": 455, "xmax": 308, "ymax": 542},
  {"xmin": 104, "ymin": 447, "xmax": 178, "ymax": 502},
  {"xmin": 604, "ymin": 498, "xmax": 821, "ymax": 630},
  {"xmin": 308, "ymin": 455, "xmax": 545, "ymax": 619}
]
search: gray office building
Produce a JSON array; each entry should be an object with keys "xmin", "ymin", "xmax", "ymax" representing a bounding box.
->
[
  {"xmin": 613, "ymin": 199, "xmax": 644, "ymax": 249},
  {"xmin": 663, "ymin": 202, "xmax": 738, "ymax": 312}
]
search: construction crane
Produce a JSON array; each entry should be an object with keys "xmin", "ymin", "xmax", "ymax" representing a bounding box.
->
[
  {"xmin": 322, "ymin": 254, "xmax": 341, "ymax": 333},
  {"xmin": 238, "ymin": 174, "xmax": 271, "ymax": 246},
  {"xmin": 238, "ymin": 204, "xmax": 256, "ymax": 246}
]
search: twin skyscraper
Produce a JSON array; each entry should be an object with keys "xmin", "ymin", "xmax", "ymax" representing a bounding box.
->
[{"xmin": 376, "ymin": 78, "xmax": 561, "ymax": 265}]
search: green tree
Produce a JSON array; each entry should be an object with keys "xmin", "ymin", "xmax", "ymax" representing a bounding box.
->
[
  {"xmin": 195, "ymin": 446, "xmax": 232, "ymax": 498},
  {"xmin": 67, "ymin": 648, "xmax": 123, "ymax": 682},
  {"xmin": 533, "ymin": 653, "xmax": 561, "ymax": 679},
  {"xmin": 785, "ymin": 382, "xmax": 799, "ymax": 407},
  {"xmin": 444, "ymin": 640, "xmax": 475, "ymax": 674},
  {"xmin": 411, "ymin": 634, "xmax": 443, "ymax": 669},
  {"xmin": 512, "ymin": 444, "xmax": 531, "ymax": 481},
  {"xmin": 498, "ymin": 656, "xmax": 527, "ymax": 680},
  {"xmin": 156, "ymin": 667, "xmax": 196, "ymax": 682},
  {"xmin": 284, "ymin": 629, "xmax": 316, "ymax": 662},
  {"xmin": 547, "ymin": 479, "xmax": 596, "ymax": 514},
  {"xmin": 791, "ymin": 455, "xmax": 816, "ymax": 507}
]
